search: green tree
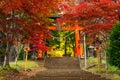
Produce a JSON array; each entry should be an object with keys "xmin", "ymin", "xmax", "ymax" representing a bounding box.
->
[
  {"xmin": 46, "ymin": 30, "xmax": 75, "ymax": 56},
  {"xmin": 107, "ymin": 22, "xmax": 120, "ymax": 68},
  {"xmin": 46, "ymin": 30, "xmax": 60, "ymax": 48}
]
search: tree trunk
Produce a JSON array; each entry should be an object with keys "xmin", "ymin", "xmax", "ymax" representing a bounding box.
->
[
  {"xmin": 105, "ymin": 51, "xmax": 108, "ymax": 70},
  {"xmin": 3, "ymin": 9, "xmax": 15, "ymax": 67},
  {"xmin": 3, "ymin": 43, "xmax": 11, "ymax": 67},
  {"xmin": 14, "ymin": 55, "xmax": 19, "ymax": 66},
  {"xmin": 9, "ymin": 46, "xmax": 15, "ymax": 61},
  {"xmin": 14, "ymin": 42, "xmax": 23, "ymax": 66},
  {"xmin": 3, "ymin": 53, "xmax": 10, "ymax": 67},
  {"xmin": 14, "ymin": 48, "xmax": 21, "ymax": 66},
  {"xmin": 64, "ymin": 39, "xmax": 67, "ymax": 56}
]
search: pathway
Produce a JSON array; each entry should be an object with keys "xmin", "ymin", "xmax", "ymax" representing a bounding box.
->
[{"xmin": 24, "ymin": 57, "xmax": 111, "ymax": 80}]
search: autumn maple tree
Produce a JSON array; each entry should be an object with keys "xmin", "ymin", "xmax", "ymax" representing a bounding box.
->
[
  {"xmin": 0, "ymin": 0, "xmax": 59, "ymax": 67},
  {"xmin": 62, "ymin": 0, "xmax": 119, "ymax": 28},
  {"xmin": 57, "ymin": 0, "xmax": 120, "ymax": 69},
  {"xmin": 60, "ymin": 0, "xmax": 120, "ymax": 47}
]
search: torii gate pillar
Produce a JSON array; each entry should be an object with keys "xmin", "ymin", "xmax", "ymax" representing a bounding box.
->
[{"xmin": 74, "ymin": 24, "xmax": 80, "ymax": 57}]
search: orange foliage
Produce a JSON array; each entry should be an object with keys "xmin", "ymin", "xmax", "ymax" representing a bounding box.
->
[
  {"xmin": 58, "ymin": 0, "xmax": 120, "ymax": 45},
  {"xmin": 0, "ymin": 0, "xmax": 59, "ymax": 51},
  {"xmin": 61, "ymin": 0, "xmax": 120, "ymax": 31}
]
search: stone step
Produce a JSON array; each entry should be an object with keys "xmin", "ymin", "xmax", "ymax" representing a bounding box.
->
[
  {"xmin": 24, "ymin": 77, "xmax": 89, "ymax": 80},
  {"xmin": 24, "ymin": 76, "xmax": 111, "ymax": 80},
  {"xmin": 35, "ymin": 69, "xmax": 94, "ymax": 77},
  {"xmin": 44, "ymin": 57, "xmax": 80, "ymax": 69},
  {"xmin": 24, "ymin": 69, "xmax": 111, "ymax": 80}
]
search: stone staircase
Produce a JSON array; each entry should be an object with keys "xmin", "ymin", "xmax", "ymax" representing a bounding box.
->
[
  {"xmin": 44, "ymin": 57, "xmax": 80, "ymax": 69},
  {"xmin": 24, "ymin": 57, "xmax": 112, "ymax": 80},
  {"xmin": 25, "ymin": 69, "xmax": 111, "ymax": 80}
]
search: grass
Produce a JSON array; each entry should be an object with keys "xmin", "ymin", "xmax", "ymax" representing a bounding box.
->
[
  {"xmin": 87, "ymin": 58, "xmax": 120, "ymax": 80},
  {"xmin": 0, "ymin": 60, "xmax": 39, "ymax": 72},
  {"xmin": 10, "ymin": 60, "xmax": 39, "ymax": 70},
  {"xmin": 87, "ymin": 57, "xmax": 106, "ymax": 64},
  {"xmin": 0, "ymin": 60, "xmax": 39, "ymax": 80}
]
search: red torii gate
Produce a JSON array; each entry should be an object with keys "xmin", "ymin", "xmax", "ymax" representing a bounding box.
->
[{"xmin": 46, "ymin": 23, "xmax": 84, "ymax": 57}]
